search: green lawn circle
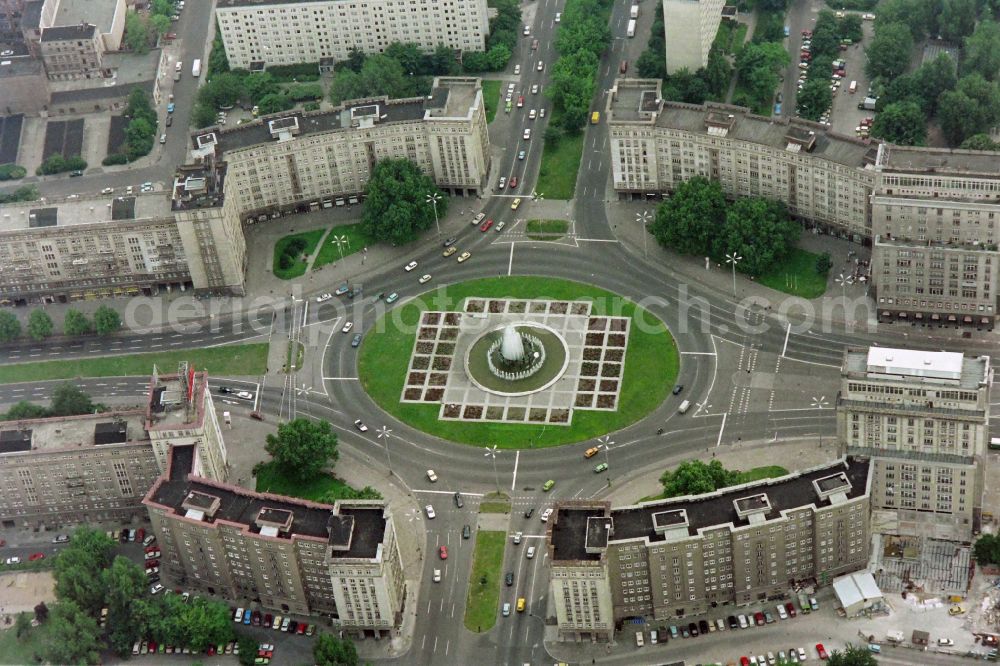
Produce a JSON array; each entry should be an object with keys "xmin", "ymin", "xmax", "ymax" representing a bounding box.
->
[{"xmin": 356, "ymin": 277, "xmax": 679, "ymax": 448}]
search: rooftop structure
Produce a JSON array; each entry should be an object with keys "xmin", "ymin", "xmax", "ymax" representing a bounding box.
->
[
  {"xmin": 0, "ymin": 410, "xmax": 147, "ymax": 454},
  {"xmin": 842, "ymin": 347, "xmax": 989, "ymax": 389},
  {"xmin": 40, "ymin": 22, "xmax": 93, "ymax": 41},
  {"xmin": 0, "ymin": 192, "xmax": 171, "ymax": 232}
]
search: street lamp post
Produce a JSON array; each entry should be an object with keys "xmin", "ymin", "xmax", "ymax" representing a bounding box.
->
[
  {"xmin": 598, "ymin": 435, "xmax": 614, "ymax": 486},
  {"xmin": 376, "ymin": 426, "xmax": 393, "ymax": 477},
  {"xmin": 636, "ymin": 210, "xmax": 652, "ymax": 259},
  {"xmin": 332, "ymin": 234, "xmax": 349, "ymax": 262},
  {"xmin": 725, "ymin": 252, "xmax": 742, "ymax": 297},
  {"xmin": 835, "ymin": 272, "xmax": 854, "ymax": 302},
  {"xmin": 810, "ymin": 397, "xmax": 829, "ymax": 448},
  {"xmin": 484, "ymin": 445, "xmax": 501, "ymax": 495},
  {"xmin": 426, "ymin": 192, "xmax": 442, "ymax": 235}
]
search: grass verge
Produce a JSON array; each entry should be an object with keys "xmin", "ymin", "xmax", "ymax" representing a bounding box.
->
[
  {"xmin": 464, "ymin": 531, "xmax": 506, "ymax": 633},
  {"xmin": 272, "ymin": 229, "xmax": 326, "ymax": 279},
  {"xmin": 758, "ymin": 247, "xmax": 829, "ymax": 299},
  {"xmin": 479, "ymin": 493, "xmax": 511, "ymax": 514},
  {"xmin": 358, "ymin": 277, "xmax": 678, "ymax": 448},
  {"xmin": 313, "ymin": 222, "xmax": 377, "ymax": 270},
  {"xmin": 286, "ymin": 341, "xmax": 304, "ymax": 373},
  {"xmin": 0, "ymin": 614, "xmax": 47, "ymax": 665},
  {"xmin": 639, "ymin": 465, "xmax": 790, "ymax": 502},
  {"xmin": 482, "ymin": 80, "xmax": 501, "ymax": 123},
  {"xmin": 0, "ymin": 343, "xmax": 269, "ymax": 385},
  {"xmin": 525, "ymin": 219, "xmax": 569, "ymax": 239},
  {"xmin": 255, "ymin": 461, "xmax": 359, "ymax": 502},
  {"xmin": 536, "ymin": 113, "xmax": 584, "ymax": 200}
]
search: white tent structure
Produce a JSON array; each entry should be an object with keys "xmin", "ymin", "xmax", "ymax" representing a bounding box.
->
[{"xmin": 833, "ymin": 571, "xmax": 884, "ymax": 616}]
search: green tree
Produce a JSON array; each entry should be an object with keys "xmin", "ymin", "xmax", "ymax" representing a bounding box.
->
[
  {"xmin": 26, "ymin": 308, "xmax": 53, "ymax": 341},
  {"xmin": 63, "ymin": 309, "xmax": 92, "ymax": 336},
  {"xmin": 50, "ymin": 382, "xmax": 102, "ymax": 417},
  {"xmin": 150, "ymin": 13, "xmax": 171, "ymax": 36},
  {"xmin": 244, "ymin": 72, "xmax": 280, "ymax": 103},
  {"xmin": 735, "ymin": 42, "xmax": 789, "ymax": 106},
  {"xmin": 256, "ymin": 93, "xmax": 293, "ymax": 115},
  {"xmin": 14, "ymin": 613, "xmax": 31, "ymax": 639},
  {"xmin": 361, "ymin": 158, "xmax": 446, "ymax": 244},
  {"xmin": 325, "ymin": 485, "xmax": 383, "ymax": 502},
  {"xmin": 938, "ymin": 0, "xmax": 976, "ymax": 43},
  {"xmin": 703, "ymin": 49, "xmax": 732, "ymax": 98},
  {"xmin": 93, "ymin": 305, "xmax": 122, "ymax": 336},
  {"xmin": 384, "ymin": 42, "xmax": 424, "ymax": 76},
  {"xmin": 838, "ymin": 14, "xmax": 864, "ymax": 43},
  {"xmin": 914, "ymin": 53, "xmax": 957, "ymax": 117},
  {"xmin": 3, "ymin": 401, "xmax": 50, "ymax": 420},
  {"xmin": 0, "ymin": 310, "xmax": 21, "ymax": 342},
  {"xmin": 124, "ymin": 117, "xmax": 155, "ymax": 161},
  {"xmin": 192, "ymin": 103, "xmax": 217, "ymax": 128},
  {"xmin": 650, "ymin": 176, "xmax": 726, "ymax": 256},
  {"xmin": 342, "ymin": 47, "xmax": 366, "ymax": 72},
  {"xmin": 712, "ymin": 198, "xmax": 799, "ymax": 276},
  {"xmin": 660, "ymin": 460, "xmax": 740, "ymax": 498},
  {"xmin": 237, "ymin": 635, "xmax": 259, "ymax": 666},
  {"xmin": 827, "ymin": 643, "xmax": 879, "ymax": 666},
  {"xmin": 40, "ymin": 601, "xmax": 102, "ymax": 665},
  {"xmin": 264, "ymin": 418, "xmax": 339, "ymax": 482},
  {"xmin": 937, "ymin": 75, "xmax": 1000, "ymax": 146},
  {"xmin": 796, "ymin": 78, "xmax": 833, "ymax": 121},
  {"xmin": 151, "ymin": 0, "xmax": 174, "ymax": 17},
  {"xmin": 874, "ymin": 0, "xmax": 936, "ymax": 40},
  {"xmin": 427, "ymin": 45, "xmax": 461, "ymax": 75},
  {"xmin": 54, "ymin": 527, "xmax": 114, "ymax": 616},
  {"xmin": 878, "ymin": 72, "xmax": 923, "ymax": 110},
  {"xmin": 124, "ymin": 11, "xmax": 152, "ymax": 54},
  {"xmin": 208, "ymin": 27, "xmax": 230, "ymax": 77},
  {"xmin": 104, "ymin": 556, "xmax": 150, "ymax": 656},
  {"xmin": 974, "ymin": 533, "xmax": 1000, "ymax": 566},
  {"xmin": 314, "ymin": 632, "xmax": 359, "ymax": 666},
  {"xmin": 816, "ymin": 251, "xmax": 833, "ymax": 275},
  {"xmin": 329, "ymin": 68, "xmax": 365, "ymax": 104},
  {"xmin": 199, "ymin": 72, "xmax": 244, "ymax": 109},
  {"xmin": 864, "ymin": 22, "xmax": 913, "ymax": 81},
  {"xmin": 870, "ymin": 101, "xmax": 927, "ymax": 145},
  {"xmin": 964, "ymin": 20, "xmax": 1000, "ymax": 81},
  {"xmin": 961, "ymin": 133, "xmax": 1000, "ymax": 150},
  {"xmin": 179, "ymin": 597, "xmax": 234, "ymax": 652}
]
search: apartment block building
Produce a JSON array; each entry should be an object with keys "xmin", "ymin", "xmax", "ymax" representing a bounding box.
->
[
  {"xmin": 0, "ymin": 410, "xmax": 160, "ymax": 529},
  {"xmin": 144, "ymin": 445, "xmax": 405, "ymax": 636},
  {"xmin": 549, "ymin": 458, "xmax": 872, "ymax": 642},
  {"xmin": 145, "ymin": 367, "xmax": 229, "ymax": 484},
  {"xmin": 662, "ymin": 0, "xmax": 726, "ymax": 73},
  {"xmin": 39, "ymin": 23, "xmax": 106, "ymax": 79},
  {"xmin": 606, "ymin": 79, "xmax": 1000, "ymax": 325},
  {"xmin": 0, "ymin": 156, "xmax": 245, "ymax": 304},
  {"xmin": 202, "ymin": 77, "xmax": 490, "ymax": 223},
  {"xmin": 837, "ymin": 347, "xmax": 992, "ymax": 541},
  {"xmin": 870, "ymin": 145, "xmax": 1000, "ymax": 325},
  {"xmin": 215, "ymin": 0, "xmax": 489, "ymax": 71}
]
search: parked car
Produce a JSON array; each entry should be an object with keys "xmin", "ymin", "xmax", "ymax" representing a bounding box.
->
[
  {"xmin": 425, "ymin": 505, "xmax": 436, "ymax": 519},
  {"xmin": 28, "ymin": 553, "xmax": 44, "ymax": 561},
  {"xmin": 426, "ymin": 469, "xmax": 437, "ymax": 482}
]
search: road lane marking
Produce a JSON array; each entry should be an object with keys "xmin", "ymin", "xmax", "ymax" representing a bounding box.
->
[
  {"xmin": 782, "ymin": 321, "xmax": 791, "ymax": 357},
  {"xmin": 413, "ymin": 489, "xmax": 485, "ymax": 496},
  {"xmin": 715, "ymin": 412, "xmax": 727, "ymax": 448},
  {"xmin": 511, "ymin": 450, "xmax": 519, "ymax": 491},
  {"xmin": 680, "ymin": 351, "xmax": 717, "ymax": 355},
  {"xmin": 508, "ymin": 242, "xmax": 515, "ymax": 275}
]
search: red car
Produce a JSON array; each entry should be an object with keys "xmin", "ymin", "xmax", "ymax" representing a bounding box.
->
[
  {"xmin": 517, "ymin": 95, "xmax": 524, "ymax": 107},
  {"xmin": 479, "ymin": 219, "xmax": 494, "ymax": 232},
  {"xmin": 264, "ymin": 613, "xmax": 273, "ymax": 627},
  {"xmin": 145, "ymin": 559, "xmax": 159, "ymax": 569},
  {"xmin": 802, "ymin": 29, "xmax": 812, "ymax": 37},
  {"xmin": 740, "ymin": 658, "xmax": 750, "ymax": 666},
  {"xmin": 137, "ymin": 528, "xmax": 145, "ymax": 541},
  {"xmin": 753, "ymin": 611, "xmax": 765, "ymax": 626},
  {"xmin": 785, "ymin": 601, "xmax": 797, "ymax": 617},
  {"xmin": 144, "ymin": 545, "xmax": 158, "ymax": 554},
  {"xmin": 816, "ymin": 643, "xmax": 829, "ymax": 659},
  {"xmin": 439, "ymin": 545, "xmax": 448, "ymax": 560},
  {"xmin": 28, "ymin": 553, "xmax": 45, "ymax": 561},
  {"xmin": 509, "ymin": 176, "xmax": 518, "ymax": 189},
  {"xmin": 148, "ymin": 641, "xmax": 157, "ymax": 653},
  {"xmin": 296, "ymin": 622, "xmax": 306, "ymax": 635}
]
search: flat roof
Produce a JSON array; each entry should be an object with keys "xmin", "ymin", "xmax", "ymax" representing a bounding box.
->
[
  {"xmin": 41, "ymin": 24, "xmax": 96, "ymax": 42},
  {"xmin": 20, "ymin": 1, "xmax": 44, "ymax": 30},
  {"xmin": 844, "ymin": 347, "xmax": 989, "ymax": 389},
  {"xmin": 878, "ymin": 144, "xmax": 1000, "ymax": 178},
  {"xmin": 424, "ymin": 78, "xmax": 480, "ymax": 119},
  {"xmin": 54, "ymin": 0, "xmax": 120, "ymax": 35},
  {"xmin": 551, "ymin": 458, "xmax": 870, "ymax": 562},
  {"xmin": 0, "ymin": 192, "xmax": 171, "ymax": 233},
  {"xmin": 145, "ymin": 370, "xmax": 207, "ymax": 431},
  {"xmin": 0, "ymin": 410, "xmax": 148, "ymax": 455},
  {"xmin": 0, "ymin": 57, "xmax": 45, "ymax": 78}
]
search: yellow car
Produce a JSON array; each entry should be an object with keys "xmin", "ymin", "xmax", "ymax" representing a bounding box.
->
[
  {"xmin": 949, "ymin": 605, "xmax": 965, "ymax": 616},
  {"xmin": 516, "ymin": 598, "xmax": 526, "ymax": 612},
  {"xmin": 510, "ymin": 197, "xmax": 521, "ymax": 210},
  {"xmin": 443, "ymin": 246, "xmax": 457, "ymax": 257},
  {"xmin": 457, "ymin": 251, "xmax": 471, "ymax": 263}
]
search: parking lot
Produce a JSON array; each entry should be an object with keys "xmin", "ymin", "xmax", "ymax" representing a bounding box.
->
[
  {"xmin": 827, "ymin": 20, "xmax": 877, "ymax": 138},
  {"xmin": 0, "ymin": 114, "xmax": 23, "ymax": 165}
]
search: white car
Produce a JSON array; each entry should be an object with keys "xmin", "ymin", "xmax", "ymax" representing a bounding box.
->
[
  {"xmin": 353, "ymin": 419, "xmax": 368, "ymax": 432},
  {"xmin": 555, "ymin": 12, "xmax": 561, "ymax": 21},
  {"xmin": 776, "ymin": 604, "xmax": 788, "ymax": 619},
  {"xmin": 523, "ymin": 128, "xmax": 531, "ymax": 140},
  {"xmin": 526, "ymin": 546, "xmax": 535, "ymax": 559},
  {"xmin": 540, "ymin": 108, "xmax": 545, "ymax": 118},
  {"xmin": 316, "ymin": 293, "xmax": 332, "ymax": 303},
  {"xmin": 126, "ymin": 185, "xmax": 134, "ymax": 195},
  {"xmin": 531, "ymin": 84, "xmax": 539, "ymax": 94},
  {"xmin": 404, "ymin": 260, "xmax": 418, "ymax": 272},
  {"xmin": 529, "ymin": 109, "xmax": 536, "ymax": 120},
  {"xmin": 425, "ymin": 505, "xmax": 436, "ymax": 519},
  {"xmin": 513, "ymin": 531, "xmax": 522, "ymax": 544},
  {"xmin": 498, "ymin": 176, "xmax": 507, "ymax": 189},
  {"xmin": 427, "ymin": 469, "xmax": 438, "ymax": 482},
  {"xmin": 236, "ymin": 391, "xmax": 253, "ymax": 400},
  {"xmin": 797, "ymin": 648, "xmax": 807, "ymax": 660},
  {"xmin": 523, "ymin": 25, "xmax": 530, "ymax": 35},
  {"xmin": 150, "ymin": 583, "xmax": 164, "ymax": 594},
  {"xmin": 433, "ymin": 569, "xmax": 441, "ymax": 582},
  {"xmin": 342, "ymin": 321, "xmax": 354, "ymax": 333},
  {"xmin": 418, "ymin": 274, "xmax": 432, "ymax": 284},
  {"xmin": 537, "ymin": 60, "xmax": 544, "ymax": 71},
  {"xmin": 101, "ymin": 187, "xmax": 114, "ymax": 194},
  {"xmin": 5, "ymin": 556, "xmax": 20, "ymax": 565},
  {"xmin": 937, "ymin": 638, "xmax": 954, "ymax": 646},
  {"xmin": 540, "ymin": 508, "xmax": 553, "ymax": 522},
  {"xmin": 514, "ymin": 64, "xmax": 520, "ymax": 74}
]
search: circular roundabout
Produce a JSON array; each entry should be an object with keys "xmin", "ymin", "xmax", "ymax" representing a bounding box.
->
[{"xmin": 357, "ymin": 277, "xmax": 680, "ymax": 448}]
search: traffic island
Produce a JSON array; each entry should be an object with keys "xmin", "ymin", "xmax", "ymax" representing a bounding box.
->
[
  {"xmin": 463, "ymin": 530, "xmax": 506, "ymax": 633},
  {"xmin": 357, "ymin": 277, "xmax": 678, "ymax": 447},
  {"xmin": 525, "ymin": 219, "xmax": 569, "ymax": 240}
]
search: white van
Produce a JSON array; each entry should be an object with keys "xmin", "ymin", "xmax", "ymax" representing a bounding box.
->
[
  {"xmin": 635, "ymin": 631, "xmax": 644, "ymax": 647},
  {"xmin": 849, "ymin": 80, "xmax": 857, "ymax": 94},
  {"xmin": 678, "ymin": 400, "xmax": 691, "ymax": 414}
]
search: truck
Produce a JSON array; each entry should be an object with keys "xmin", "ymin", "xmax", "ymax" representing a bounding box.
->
[
  {"xmin": 191, "ymin": 59, "xmax": 201, "ymax": 77},
  {"xmin": 857, "ymin": 96, "xmax": 877, "ymax": 111},
  {"xmin": 629, "ymin": 5, "xmax": 638, "ymax": 18},
  {"xmin": 626, "ymin": 19, "xmax": 636, "ymax": 37}
]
